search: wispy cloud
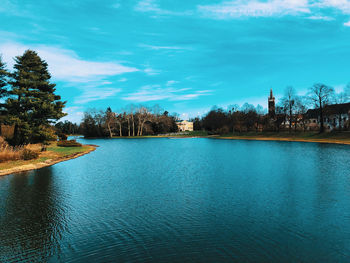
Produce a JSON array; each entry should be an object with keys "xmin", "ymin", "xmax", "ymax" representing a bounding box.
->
[
  {"xmin": 144, "ymin": 67, "xmax": 161, "ymax": 75},
  {"xmin": 122, "ymin": 84, "xmax": 212, "ymax": 102},
  {"xmin": 316, "ymin": 0, "xmax": 350, "ymax": 14},
  {"xmin": 198, "ymin": 0, "xmax": 311, "ymax": 19},
  {"xmin": 61, "ymin": 106, "xmax": 85, "ymax": 123},
  {"xmin": 139, "ymin": 44, "xmax": 188, "ymax": 50},
  {"xmin": 134, "ymin": 0, "xmax": 191, "ymax": 16},
  {"xmin": 0, "ymin": 42, "xmax": 139, "ymax": 83},
  {"xmin": 197, "ymin": 0, "xmax": 350, "ymax": 25},
  {"xmin": 75, "ymin": 87, "xmax": 122, "ymax": 104},
  {"xmin": 344, "ymin": 20, "xmax": 350, "ymax": 26},
  {"xmin": 307, "ymin": 15, "xmax": 334, "ymax": 21}
]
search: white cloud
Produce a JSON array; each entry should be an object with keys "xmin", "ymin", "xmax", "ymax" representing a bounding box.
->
[
  {"xmin": 118, "ymin": 78, "xmax": 128, "ymax": 82},
  {"xmin": 166, "ymin": 80, "xmax": 179, "ymax": 86},
  {"xmin": 144, "ymin": 67, "xmax": 161, "ymax": 75},
  {"xmin": 0, "ymin": 42, "xmax": 139, "ymax": 83},
  {"xmin": 122, "ymin": 84, "xmax": 211, "ymax": 102},
  {"xmin": 135, "ymin": 0, "xmax": 191, "ymax": 16},
  {"xmin": 139, "ymin": 44, "xmax": 188, "ymax": 50},
  {"xmin": 74, "ymin": 87, "xmax": 122, "ymax": 104},
  {"xmin": 61, "ymin": 106, "xmax": 84, "ymax": 123},
  {"xmin": 344, "ymin": 20, "xmax": 350, "ymax": 26},
  {"xmin": 307, "ymin": 15, "xmax": 334, "ymax": 20},
  {"xmin": 317, "ymin": 0, "xmax": 350, "ymax": 14},
  {"xmin": 198, "ymin": 0, "xmax": 311, "ymax": 19}
]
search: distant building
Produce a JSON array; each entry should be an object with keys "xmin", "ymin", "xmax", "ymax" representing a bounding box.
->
[
  {"xmin": 305, "ymin": 103, "xmax": 350, "ymax": 131},
  {"xmin": 268, "ymin": 89, "xmax": 275, "ymax": 118},
  {"xmin": 176, "ymin": 120, "xmax": 193, "ymax": 132}
]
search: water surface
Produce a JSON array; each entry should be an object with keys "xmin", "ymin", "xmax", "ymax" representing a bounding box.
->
[{"xmin": 1, "ymin": 138, "xmax": 350, "ymax": 262}]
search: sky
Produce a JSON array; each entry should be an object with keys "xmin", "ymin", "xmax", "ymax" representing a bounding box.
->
[{"xmin": 1, "ymin": 0, "xmax": 350, "ymax": 122}]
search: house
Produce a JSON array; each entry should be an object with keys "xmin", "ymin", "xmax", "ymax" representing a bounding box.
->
[
  {"xmin": 176, "ymin": 120, "xmax": 194, "ymax": 132},
  {"xmin": 305, "ymin": 103, "xmax": 350, "ymax": 131}
]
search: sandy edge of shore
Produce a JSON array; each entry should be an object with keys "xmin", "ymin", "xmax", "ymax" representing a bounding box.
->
[
  {"xmin": 216, "ymin": 136, "xmax": 350, "ymax": 145},
  {"xmin": 0, "ymin": 145, "xmax": 97, "ymax": 177}
]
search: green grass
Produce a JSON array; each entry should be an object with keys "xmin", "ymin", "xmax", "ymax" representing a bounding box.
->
[{"xmin": 48, "ymin": 145, "xmax": 91, "ymax": 156}]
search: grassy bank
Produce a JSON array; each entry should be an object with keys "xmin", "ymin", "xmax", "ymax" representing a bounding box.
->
[
  {"xmin": 0, "ymin": 142, "xmax": 96, "ymax": 176},
  {"xmin": 216, "ymin": 131, "xmax": 350, "ymax": 145}
]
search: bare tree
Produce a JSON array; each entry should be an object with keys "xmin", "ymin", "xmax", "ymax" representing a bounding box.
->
[
  {"xmin": 105, "ymin": 107, "xmax": 116, "ymax": 138},
  {"xmin": 308, "ymin": 83, "xmax": 334, "ymax": 133},
  {"xmin": 281, "ymin": 86, "xmax": 296, "ymax": 133},
  {"xmin": 125, "ymin": 104, "xmax": 136, "ymax": 136},
  {"xmin": 115, "ymin": 113, "xmax": 123, "ymax": 137},
  {"xmin": 137, "ymin": 106, "xmax": 150, "ymax": 136},
  {"xmin": 295, "ymin": 96, "xmax": 308, "ymax": 131},
  {"xmin": 332, "ymin": 92, "xmax": 348, "ymax": 130}
]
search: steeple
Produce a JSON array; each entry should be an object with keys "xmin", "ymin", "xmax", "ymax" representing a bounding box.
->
[{"xmin": 268, "ymin": 89, "xmax": 275, "ymax": 118}]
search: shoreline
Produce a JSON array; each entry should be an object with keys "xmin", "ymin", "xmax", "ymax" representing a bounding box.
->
[
  {"xmin": 0, "ymin": 144, "xmax": 97, "ymax": 177},
  {"xmin": 109, "ymin": 133, "xmax": 350, "ymax": 145},
  {"xmin": 214, "ymin": 135, "xmax": 350, "ymax": 146}
]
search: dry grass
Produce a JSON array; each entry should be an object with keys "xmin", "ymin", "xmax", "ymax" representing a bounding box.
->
[
  {"xmin": 0, "ymin": 144, "xmax": 23, "ymax": 162},
  {"xmin": 0, "ymin": 138, "xmax": 42, "ymax": 163}
]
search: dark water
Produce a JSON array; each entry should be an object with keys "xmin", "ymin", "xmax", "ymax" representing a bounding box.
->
[{"xmin": 1, "ymin": 138, "xmax": 350, "ymax": 262}]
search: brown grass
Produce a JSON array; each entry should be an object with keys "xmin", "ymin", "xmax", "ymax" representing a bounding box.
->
[
  {"xmin": 0, "ymin": 144, "xmax": 23, "ymax": 162},
  {"xmin": 0, "ymin": 138, "xmax": 42, "ymax": 163}
]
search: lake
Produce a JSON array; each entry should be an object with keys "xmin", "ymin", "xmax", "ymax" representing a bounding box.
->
[{"xmin": 1, "ymin": 138, "xmax": 350, "ymax": 262}]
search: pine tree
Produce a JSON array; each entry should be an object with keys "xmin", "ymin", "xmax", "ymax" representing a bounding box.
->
[
  {"xmin": 0, "ymin": 56, "xmax": 9, "ymax": 116},
  {"xmin": 6, "ymin": 50, "xmax": 66, "ymax": 144}
]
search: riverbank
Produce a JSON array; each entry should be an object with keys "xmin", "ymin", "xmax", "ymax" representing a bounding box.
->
[
  {"xmin": 0, "ymin": 143, "xmax": 97, "ymax": 176},
  {"xmin": 216, "ymin": 132, "xmax": 350, "ymax": 145},
  {"xmin": 109, "ymin": 131, "xmax": 350, "ymax": 145}
]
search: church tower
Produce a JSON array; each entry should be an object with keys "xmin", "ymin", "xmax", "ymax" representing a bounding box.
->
[{"xmin": 268, "ymin": 89, "xmax": 275, "ymax": 118}]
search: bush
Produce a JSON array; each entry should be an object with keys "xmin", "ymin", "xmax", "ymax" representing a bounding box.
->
[
  {"xmin": 21, "ymin": 149, "xmax": 39, "ymax": 160},
  {"xmin": 57, "ymin": 132, "xmax": 68, "ymax": 141},
  {"xmin": 57, "ymin": 140, "xmax": 82, "ymax": 147}
]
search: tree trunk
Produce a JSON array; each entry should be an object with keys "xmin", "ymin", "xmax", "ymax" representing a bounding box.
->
[
  {"xmin": 132, "ymin": 114, "xmax": 135, "ymax": 136},
  {"xmin": 140, "ymin": 120, "xmax": 145, "ymax": 136},
  {"xmin": 107, "ymin": 122, "xmax": 112, "ymax": 138},
  {"xmin": 127, "ymin": 117, "xmax": 130, "ymax": 137},
  {"xmin": 319, "ymin": 104, "xmax": 324, "ymax": 133}
]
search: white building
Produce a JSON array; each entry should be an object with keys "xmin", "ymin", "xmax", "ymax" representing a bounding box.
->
[{"xmin": 176, "ymin": 120, "xmax": 194, "ymax": 131}]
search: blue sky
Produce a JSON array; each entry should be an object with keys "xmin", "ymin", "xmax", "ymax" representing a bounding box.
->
[{"xmin": 1, "ymin": 0, "xmax": 350, "ymax": 122}]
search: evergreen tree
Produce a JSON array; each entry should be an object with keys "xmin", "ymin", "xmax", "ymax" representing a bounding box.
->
[
  {"xmin": 6, "ymin": 50, "xmax": 66, "ymax": 144},
  {"xmin": 0, "ymin": 56, "xmax": 9, "ymax": 115}
]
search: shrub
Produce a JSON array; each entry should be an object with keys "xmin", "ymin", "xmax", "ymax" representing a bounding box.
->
[
  {"xmin": 57, "ymin": 132, "xmax": 68, "ymax": 141},
  {"xmin": 57, "ymin": 140, "xmax": 82, "ymax": 147},
  {"xmin": 21, "ymin": 149, "xmax": 39, "ymax": 160},
  {"xmin": 0, "ymin": 137, "xmax": 22, "ymax": 162}
]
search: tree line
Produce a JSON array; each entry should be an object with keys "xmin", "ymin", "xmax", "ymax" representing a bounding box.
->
[
  {"xmin": 0, "ymin": 51, "xmax": 66, "ymax": 145},
  {"xmin": 193, "ymin": 84, "xmax": 350, "ymax": 134},
  {"xmin": 80, "ymin": 105, "xmax": 178, "ymax": 138}
]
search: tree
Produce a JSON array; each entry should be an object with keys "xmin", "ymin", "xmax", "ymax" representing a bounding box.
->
[
  {"xmin": 0, "ymin": 56, "xmax": 9, "ymax": 115},
  {"xmin": 281, "ymin": 86, "xmax": 296, "ymax": 133},
  {"xmin": 6, "ymin": 50, "xmax": 66, "ymax": 144},
  {"xmin": 105, "ymin": 107, "xmax": 116, "ymax": 138},
  {"xmin": 332, "ymin": 92, "xmax": 348, "ymax": 130},
  {"xmin": 295, "ymin": 96, "xmax": 308, "ymax": 131},
  {"xmin": 308, "ymin": 83, "xmax": 334, "ymax": 133},
  {"xmin": 0, "ymin": 56, "xmax": 8, "ymax": 99}
]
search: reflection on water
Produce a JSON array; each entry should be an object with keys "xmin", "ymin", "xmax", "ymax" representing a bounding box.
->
[
  {"xmin": 1, "ymin": 138, "xmax": 350, "ymax": 262},
  {"xmin": 0, "ymin": 167, "xmax": 66, "ymax": 262}
]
